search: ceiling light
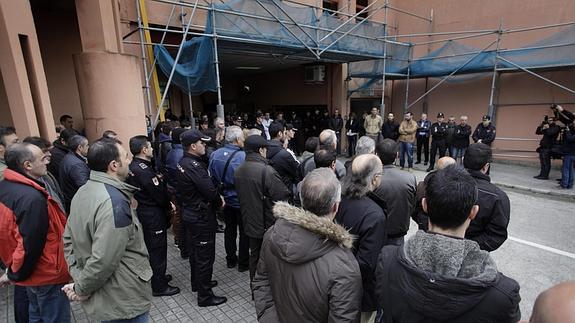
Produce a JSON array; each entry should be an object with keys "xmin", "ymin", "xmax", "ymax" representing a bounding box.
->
[{"xmin": 236, "ymin": 66, "xmax": 262, "ymax": 70}]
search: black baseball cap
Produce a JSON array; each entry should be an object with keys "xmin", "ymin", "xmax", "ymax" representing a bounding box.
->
[
  {"xmin": 437, "ymin": 112, "xmax": 445, "ymax": 118},
  {"xmin": 245, "ymin": 135, "xmax": 269, "ymax": 152},
  {"xmin": 181, "ymin": 129, "xmax": 211, "ymax": 147}
]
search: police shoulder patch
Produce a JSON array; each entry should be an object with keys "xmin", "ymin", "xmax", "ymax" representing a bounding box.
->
[
  {"xmin": 139, "ymin": 163, "xmax": 148, "ymax": 169},
  {"xmin": 152, "ymin": 177, "xmax": 159, "ymax": 186}
]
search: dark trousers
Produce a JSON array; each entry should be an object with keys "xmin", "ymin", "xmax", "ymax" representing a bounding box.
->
[
  {"xmin": 184, "ymin": 219, "xmax": 216, "ymax": 303},
  {"xmin": 248, "ymin": 237, "xmax": 264, "ymax": 281},
  {"xmin": 347, "ymin": 135, "xmax": 357, "ymax": 157},
  {"xmin": 429, "ymin": 139, "xmax": 447, "ymax": 169},
  {"xmin": 224, "ymin": 206, "xmax": 249, "ymax": 268},
  {"xmin": 538, "ymin": 147, "xmax": 552, "ymax": 177},
  {"xmin": 26, "ymin": 284, "xmax": 70, "ymax": 323},
  {"xmin": 335, "ymin": 132, "xmax": 342, "ymax": 155},
  {"xmin": 143, "ymin": 229, "xmax": 168, "ymax": 292},
  {"xmin": 416, "ymin": 135, "xmax": 430, "ymax": 163},
  {"xmin": 14, "ymin": 285, "xmax": 29, "ymax": 323}
]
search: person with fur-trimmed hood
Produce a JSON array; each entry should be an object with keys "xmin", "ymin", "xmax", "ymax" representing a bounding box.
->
[
  {"xmin": 375, "ymin": 165, "xmax": 521, "ymax": 323},
  {"xmin": 253, "ymin": 168, "xmax": 362, "ymax": 323}
]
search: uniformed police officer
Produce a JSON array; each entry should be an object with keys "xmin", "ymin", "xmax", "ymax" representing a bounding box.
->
[
  {"xmin": 177, "ymin": 129, "xmax": 227, "ymax": 307},
  {"xmin": 427, "ymin": 112, "xmax": 448, "ymax": 172},
  {"xmin": 472, "ymin": 115, "xmax": 497, "ymax": 146},
  {"xmin": 126, "ymin": 135, "xmax": 180, "ymax": 297}
]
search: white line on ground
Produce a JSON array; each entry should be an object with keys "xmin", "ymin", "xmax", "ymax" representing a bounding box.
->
[{"xmin": 508, "ymin": 236, "xmax": 575, "ymax": 260}]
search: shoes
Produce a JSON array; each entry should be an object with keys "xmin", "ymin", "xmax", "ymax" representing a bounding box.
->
[
  {"xmin": 153, "ymin": 285, "xmax": 180, "ymax": 297},
  {"xmin": 198, "ymin": 295, "xmax": 227, "ymax": 307},
  {"xmin": 424, "ymin": 162, "xmax": 428, "ymax": 166},
  {"xmin": 227, "ymin": 260, "xmax": 237, "ymax": 269},
  {"xmin": 180, "ymin": 252, "xmax": 189, "ymax": 260},
  {"xmin": 166, "ymin": 274, "xmax": 173, "ymax": 282},
  {"xmin": 400, "ymin": 167, "xmax": 404, "ymax": 170},
  {"xmin": 216, "ymin": 225, "xmax": 225, "ymax": 233},
  {"xmin": 407, "ymin": 168, "xmax": 413, "ymax": 173},
  {"xmin": 415, "ymin": 161, "xmax": 421, "ymax": 165},
  {"xmin": 534, "ymin": 175, "xmax": 549, "ymax": 180},
  {"xmin": 238, "ymin": 265, "xmax": 249, "ymax": 273},
  {"xmin": 426, "ymin": 167, "xmax": 433, "ymax": 172},
  {"xmin": 192, "ymin": 280, "xmax": 218, "ymax": 292},
  {"xmin": 556, "ymin": 179, "xmax": 563, "ymax": 182}
]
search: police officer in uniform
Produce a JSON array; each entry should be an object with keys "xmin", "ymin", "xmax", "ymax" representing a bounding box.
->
[
  {"xmin": 472, "ymin": 115, "xmax": 497, "ymax": 146},
  {"xmin": 126, "ymin": 135, "xmax": 180, "ymax": 297},
  {"xmin": 177, "ymin": 130, "xmax": 227, "ymax": 307},
  {"xmin": 427, "ymin": 112, "xmax": 448, "ymax": 172}
]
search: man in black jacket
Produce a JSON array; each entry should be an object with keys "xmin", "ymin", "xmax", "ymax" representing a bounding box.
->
[
  {"xmin": 464, "ymin": 143, "xmax": 511, "ymax": 251},
  {"xmin": 49, "ymin": 128, "xmax": 78, "ymax": 181},
  {"xmin": 176, "ymin": 129, "xmax": 226, "ymax": 307},
  {"xmin": 534, "ymin": 116, "xmax": 560, "ymax": 180},
  {"xmin": 126, "ymin": 135, "xmax": 180, "ymax": 297},
  {"xmin": 427, "ymin": 112, "xmax": 448, "ymax": 172},
  {"xmin": 329, "ymin": 109, "xmax": 344, "ymax": 155},
  {"xmin": 376, "ymin": 165, "xmax": 521, "ymax": 323},
  {"xmin": 59, "ymin": 135, "xmax": 90, "ymax": 213},
  {"xmin": 381, "ymin": 112, "xmax": 399, "ymax": 141},
  {"xmin": 472, "ymin": 115, "xmax": 497, "ymax": 146},
  {"xmin": 335, "ymin": 154, "xmax": 387, "ymax": 322},
  {"xmin": 266, "ymin": 122, "xmax": 299, "ymax": 193},
  {"xmin": 452, "ymin": 115, "xmax": 472, "ymax": 164}
]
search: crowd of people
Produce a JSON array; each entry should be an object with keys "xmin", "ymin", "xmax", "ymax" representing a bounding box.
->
[{"xmin": 0, "ymin": 108, "xmax": 573, "ymax": 323}]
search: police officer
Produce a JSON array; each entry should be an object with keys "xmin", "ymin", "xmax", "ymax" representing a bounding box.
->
[
  {"xmin": 472, "ymin": 115, "xmax": 497, "ymax": 146},
  {"xmin": 427, "ymin": 112, "xmax": 448, "ymax": 172},
  {"xmin": 126, "ymin": 135, "xmax": 180, "ymax": 297},
  {"xmin": 535, "ymin": 116, "xmax": 560, "ymax": 180},
  {"xmin": 177, "ymin": 129, "xmax": 227, "ymax": 307}
]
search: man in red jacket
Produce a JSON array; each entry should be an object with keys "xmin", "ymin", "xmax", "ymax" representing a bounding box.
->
[{"xmin": 0, "ymin": 143, "xmax": 71, "ymax": 323}]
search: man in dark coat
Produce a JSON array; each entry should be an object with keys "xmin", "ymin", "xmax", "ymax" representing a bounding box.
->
[
  {"xmin": 375, "ymin": 165, "xmax": 521, "ymax": 323},
  {"xmin": 415, "ymin": 113, "xmax": 432, "ymax": 165},
  {"xmin": 50, "ymin": 128, "xmax": 78, "ymax": 181},
  {"xmin": 266, "ymin": 122, "xmax": 299, "ymax": 194},
  {"xmin": 452, "ymin": 115, "xmax": 472, "ymax": 164},
  {"xmin": 464, "ymin": 143, "xmax": 511, "ymax": 251},
  {"xmin": 381, "ymin": 112, "xmax": 399, "ymax": 141},
  {"xmin": 234, "ymin": 135, "xmax": 291, "ymax": 282},
  {"xmin": 534, "ymin": 116, "xmax": 560, "ymax": 180},
  {"xmin": 59, "ymin": 135, "xmax": 90, "ymax": 213},
  {"xmin": 472, "ymin": 115, "xmax": 497, "ymax": 146},
  {"xmin": 335, "ymin": 154, "xmax": 387, "ymax": 322},
  {"xmin": 329, "ymin": 109, "xmax": 344, "ymax": 155},
  {"xmin": 253, "ymin": 168, "xmax": 362, "ymax": 323},
  {"xmin": 427, "ymin": 112, "xmax": 448, "ymax": 172}
]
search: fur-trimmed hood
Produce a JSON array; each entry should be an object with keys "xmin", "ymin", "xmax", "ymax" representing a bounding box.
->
[{"xmin": 269, "ymin": 202, "xmax": 354, "ymax": 264}]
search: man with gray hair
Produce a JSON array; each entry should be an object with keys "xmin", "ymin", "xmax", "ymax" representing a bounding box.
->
[
  {"xmin": 208, "ymin": 126, "xmax": 249, "ymax": 272},
  {"xmin": 336, "ymin": 154, "xmax": 387, "ymax": 323},
  {"xmin": 59, "ymin": 135, "xmax": 90, "ymax": 213},
  {"xmin": 253, "ymin": 168, "xmax": 362, "ymax": 322},
  {"xmin": 374, "ymin": 139, "xmax": 417, "ymax": 246},
  {"xmin": 356, "ymin": 135, "xmax": 376, "ymax": 155},
  {"xmin": 302, "ymin": 129, "xmax": 346, "ymax": 178}
]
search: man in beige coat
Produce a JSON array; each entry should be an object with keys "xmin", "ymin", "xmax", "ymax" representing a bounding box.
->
[
  {"xmin": 364, "ymin": 107, "xmax": 383, "ymax": 142},
  {"xmin": 398, "ymin": 112, "xmax": 418, "ymax": 171}
]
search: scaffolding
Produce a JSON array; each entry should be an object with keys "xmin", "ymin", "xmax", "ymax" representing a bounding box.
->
[{"xmin": 124, "ymin": 0, "xmax": 575, "ymax": 131}]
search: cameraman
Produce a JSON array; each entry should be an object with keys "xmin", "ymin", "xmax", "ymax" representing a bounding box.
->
[
  {"xmin": 551, "ymin": 104, "xmax": 575, "ymax": 125},
  {"xmin": 534, "ymin": 115, "xmax": 560, "ymax": 180},
  {"xmin": 559, "ymin": 121, "xmax": 575, "ymax": 189}
]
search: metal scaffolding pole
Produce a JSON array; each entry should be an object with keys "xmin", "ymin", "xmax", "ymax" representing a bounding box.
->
[
  {"xmin": 422, "ymin": 9, "xmax": 434, "ymax": 114},
  {"xmin": 187, "ymin": 78, "xmax": 195, "ymax": 129},
  {"xmin": 496, "ymin": 56, "xmax": 575, "ymax": 95},
  {"xmin": 136, "ymin": 0, "xmax": 153, "ymax": 119},
  {"xmin": 146, "ymin": 4, "xmax": 177, "ymax": 86},
  {"xmin": 379, "ymin": 0, "xmax": 389, "ymax": 116},
  {"xmin": 404, "ymin": 46, "xmax": 412, "ymax": 114},
  {"xmin": 406, "ymin": 40, "xmax": 498, "ymax": 110},
  {"xmin": 152, "ymin": 0, "xmax": 199, "ymax": 128},
  {"xmin": 212, "ymin": 4, "xmax": 224, "ymax": 119},
  {"xmin": 488, "ymin": 21, "xmax": 503, "ymax": 123}
]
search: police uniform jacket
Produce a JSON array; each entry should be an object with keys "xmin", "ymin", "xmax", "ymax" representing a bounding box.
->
[
  {"xmin": 176, "ymin": 152, "xmax": 222, "ymax": 224},
  {"xmin": 472, "ymin": 123, "xmax": 497, "ymax": 146},
  {"xmin": 430, "ymin": 122, "xmax": 447, "ymax": 140},
  {"xmin": 126, "ymin": 157, "xmax": 169, "ymax": 231}
]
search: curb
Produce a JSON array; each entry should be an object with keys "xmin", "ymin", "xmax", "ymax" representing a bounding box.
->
[{"xmin": 493, "ymin": 181, "xmax": 575, "ymax": 200}]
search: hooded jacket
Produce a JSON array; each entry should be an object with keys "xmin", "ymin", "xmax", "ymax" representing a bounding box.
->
[
  {"xmin": 253, "ymin": 202, "xmax": 362, "ymax": 323},
  {"xmin": 0, "ymin": 169, "xmax": 71, "ymax": 286},
  {"xmin": 59, "ymin": 151, "xmax": 90, "ymax": 213},
  {"xmin": 63, "ymin": 171, "xmax": 152, "ymax": 322},
  {"xmin": 234, "ymin": 153, "xmax": 291, "ymax": 239},
  {"xmin": 376, "ymin": 231, "xmax": 521, "ymax": 323}
]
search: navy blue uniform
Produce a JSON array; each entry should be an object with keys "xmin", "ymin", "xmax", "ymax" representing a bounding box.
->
[
  {"xmin": 176, "ymin": 152, "xmax": 223, "ymax": 303},
  {"xmin": 472, "ymin": 123, "xmax": 497, "ymax": 146},
  {"xmin": 126, "ymin": 157, "xmax": 170, "ymax": 293},
  {"xmin": 428, "ymin": 122, "xmax": 448, "ymax": 170}
]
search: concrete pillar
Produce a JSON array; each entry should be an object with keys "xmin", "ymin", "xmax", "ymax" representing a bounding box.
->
[
  {"xmin": 74, "ymin": 0, "xmax": 146, "ymax": 142},
  {"xmin": 0, "ymin": 0, "xmax": 57, "ymax": 140}
]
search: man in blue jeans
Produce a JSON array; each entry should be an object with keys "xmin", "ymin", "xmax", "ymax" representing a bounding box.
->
[
  {"xmin": 398, "ymin": 112, "xmax": 417, "ymax": 171},
  {"xmin": 560, "ymin": 125, "xmax": 575, "ymax": 189}
]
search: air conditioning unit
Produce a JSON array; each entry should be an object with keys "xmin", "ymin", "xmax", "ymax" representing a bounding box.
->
[{"xmin": 304, "ymin": 65, "xmax": 326, "ymax": 83}]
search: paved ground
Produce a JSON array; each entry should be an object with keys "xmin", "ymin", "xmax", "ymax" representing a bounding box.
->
[{"xmin": 1, "ymin": 161, "xmax": 574, "ymax": 322}]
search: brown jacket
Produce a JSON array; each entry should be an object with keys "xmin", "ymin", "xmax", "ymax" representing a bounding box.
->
[
  {"xmin": 399, "ymin": 120, "xmax": 418, "ymax": 143},
  {"xmin": 253, "ymin": 202, "xmax": 362, "ymax": 323}
]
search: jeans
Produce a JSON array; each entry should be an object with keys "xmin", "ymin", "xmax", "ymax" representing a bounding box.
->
[
  {"xmin": 399, "ymin": 142, "xmax": 413, "ymax": 168},
  {"xmin": 224, "ymin": 206, "xmax": 249, "ymax": 269},
  {"xmin": 560, "ymin": 155, "xmax": 575, "ymax": 188},
  {"xmin": 26, "ymin": 284, "xmax": 70, "ymax": 323},
  {"xmin": 14, "ymin": 285, "xmax": 29, "ymax": 323},
  {"xmin": 451, "ymin": 147, "xmax": 467, "ymax": 164},
  {"xmin": 102, "ymin": 311, "xmax": 149, "ymax": 323}
]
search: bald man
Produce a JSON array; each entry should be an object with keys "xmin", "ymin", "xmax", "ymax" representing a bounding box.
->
[
  {"xmin": 528, "ymin": 281, "xmax": 575, "ymax": 323},
  {"xmin": 411, "ymin": 156, "xmax": 457, "ymax": 231}
]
